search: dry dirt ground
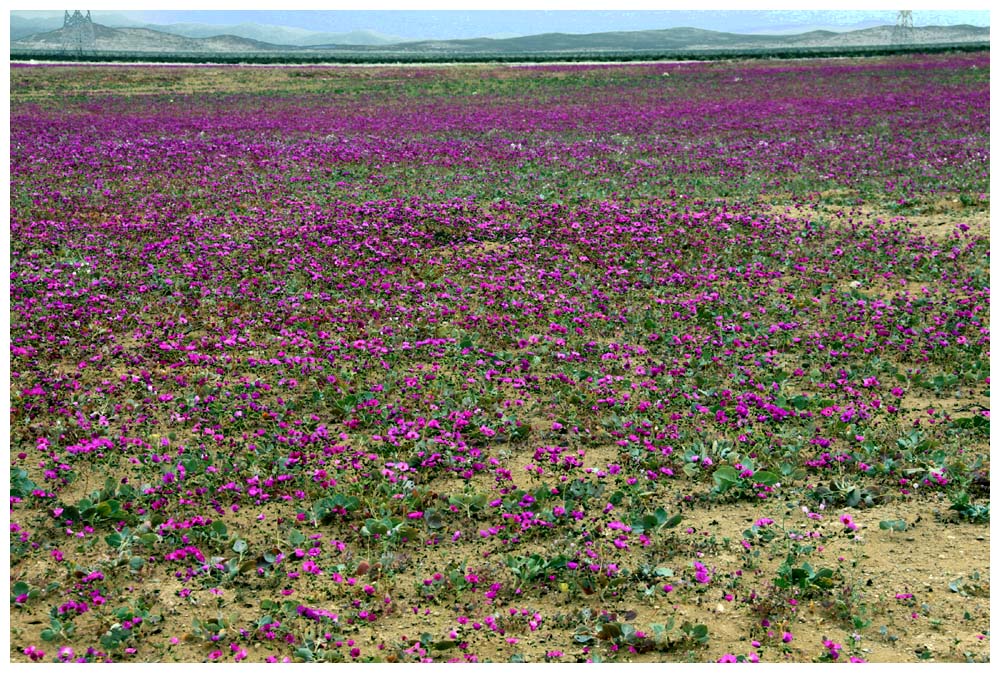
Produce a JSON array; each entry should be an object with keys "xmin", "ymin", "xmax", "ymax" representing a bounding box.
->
[
  {"xmin": 8, "ymin": 65, "xmax": 990, "ymax": 664},
  {"xmin": 9, "ymin": 204, "xmax": 991, "ymax": 665}
]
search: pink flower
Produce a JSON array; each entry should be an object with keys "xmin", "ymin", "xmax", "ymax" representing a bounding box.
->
[
  {"xmin": 24, "ymin": 646, "xmax": 45, "ymax": 661},
  {"xmin": 823, "ymin": 639, "xmax": 843, "ymax": 660}
]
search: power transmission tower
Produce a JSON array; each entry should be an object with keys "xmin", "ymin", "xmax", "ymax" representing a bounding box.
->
[
  {"xmin": 892, "ymin": 10, "xmax": 915, "ymax": 45},
  {"xmin": 62, "ymin": 10, "xmax": 96, "ymax": 57}
]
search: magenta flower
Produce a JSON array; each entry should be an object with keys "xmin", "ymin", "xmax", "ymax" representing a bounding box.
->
[{"xmin": 840, "ymin": 513, "xmax": 858, "ymax": 531}]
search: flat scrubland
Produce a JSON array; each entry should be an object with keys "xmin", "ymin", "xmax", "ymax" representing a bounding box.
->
[{"xmin": 8, "ymin": 53, "xmax": 989, "ymax": 663}]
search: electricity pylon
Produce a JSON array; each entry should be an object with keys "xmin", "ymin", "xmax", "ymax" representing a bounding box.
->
[
  {"xmin": 892, "ymin": 10, "xmax": 915, "ymax": 45},
  {"xmin": 62, "ymin": 10, "xmax": 96, "ymax": 56}
]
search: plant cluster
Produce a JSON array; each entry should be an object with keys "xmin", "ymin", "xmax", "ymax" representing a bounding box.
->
[{"xmin": 9, "ymin": 52, "xmax": 989, "ymax": 663}]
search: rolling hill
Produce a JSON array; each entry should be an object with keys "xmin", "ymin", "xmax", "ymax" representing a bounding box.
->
[
  {"xmin": 313, "ymin": 25, "xmax": 989, "ymax": 54},
  {"xmin": 13, "ymin": 23, "xmax": 287, "ymax": 54},
  {"xmin": 11, "ymin": 21, "xmax": 989, "ymax": 57}
]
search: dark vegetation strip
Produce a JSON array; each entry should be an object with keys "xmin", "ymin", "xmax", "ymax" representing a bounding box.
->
[{"xmin": 10, "ymin": 41, "xmax": 989, "ymax": 65}]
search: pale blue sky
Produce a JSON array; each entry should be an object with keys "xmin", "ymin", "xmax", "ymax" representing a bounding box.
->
[{"xmin": 11, "ymin": 9, "xmax": 991, "ymax": 41}]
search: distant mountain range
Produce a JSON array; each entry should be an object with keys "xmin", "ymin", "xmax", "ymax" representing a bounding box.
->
[
  {"xmin": 361, "ymin": 25, "xmax": 989, "ymax": 54},
  {"xmin": 10, "ymin": 14, "xmax": 407, "ymax": 47},
  {"xmin": 138, "ymin": 24, "xmax": 406, "ymax": 47},
  {"xmin": 11, "ymin": 19, "xmax": 990, "ymax": 56}
]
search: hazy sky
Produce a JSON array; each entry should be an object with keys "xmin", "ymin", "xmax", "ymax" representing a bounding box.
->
[{"xmin": 11, "ymin": 7, "xmax": 991, "ymax": 40}]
